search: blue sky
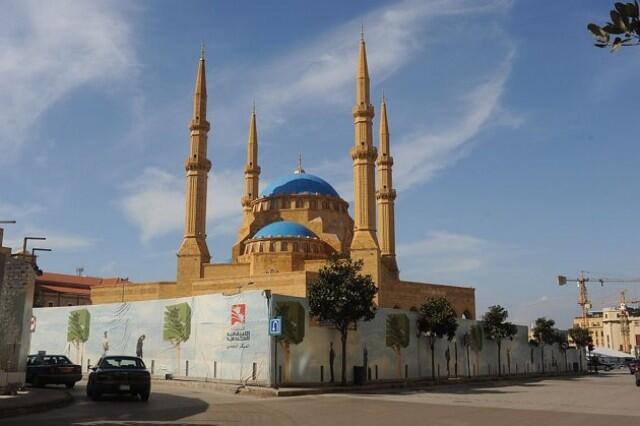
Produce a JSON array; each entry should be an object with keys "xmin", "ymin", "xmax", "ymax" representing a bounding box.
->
[{"xmin": 1, "ymin": 0, "xmax": 638, "ymax": 327}]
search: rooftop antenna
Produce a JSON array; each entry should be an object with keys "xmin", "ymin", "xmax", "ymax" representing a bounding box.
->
[{"xmin": 76, "ymin": 267, "xmax": 84, "ymax": 276}]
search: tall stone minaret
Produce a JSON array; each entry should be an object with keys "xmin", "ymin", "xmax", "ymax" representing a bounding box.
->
[
  {"xmin": 241, "ymin": 106, "xmax": 260, "ymax": 213},
  {"xmin": 376, "ymin": 96, "xmax": 398, "ymax": 278},
  {"xmin": 350, "ymin": 34, "xmax": 380, "ymax": 283},
  {"xmin": 177, "ymin": 50, "xmax": 212, "ymax": 288}
]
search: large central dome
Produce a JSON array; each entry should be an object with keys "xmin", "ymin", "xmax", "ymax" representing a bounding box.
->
[{"xmin": 261, "ymin": 171, "xmax": 339, "ymax": 197}]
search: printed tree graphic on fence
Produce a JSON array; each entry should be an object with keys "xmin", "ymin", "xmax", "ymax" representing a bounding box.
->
[
  {"xmin": 67, "ymin": 309, "xmax": 90, "ymax": 365},
  {"xmin": 163, "ymin": 302, "xmax": 191, "ymax": 375},
  {"xmin": 275, "ymin": 301, "xmax": 305, "ymax": 382},
  {"xmin": 469, "ymin": 323, "xmax": 484, "ymax": 376},
  {"xmin": 386, "ymin": 313, "xmax": 410, "ymax": 378}
]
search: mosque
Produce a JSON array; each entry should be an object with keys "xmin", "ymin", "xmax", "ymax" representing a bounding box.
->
[{"xmin": 92, "ymin": 36, "xmax": 476, "ymax": 318}]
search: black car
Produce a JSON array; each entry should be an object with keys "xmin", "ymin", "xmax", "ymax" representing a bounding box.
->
[
  {"xmin": 26, "ymin": 354, "xmax": 82, "ymax": 388},
  {"xmin": 86, "ymin": 356, "xmax": 151, "ymax": 401}
]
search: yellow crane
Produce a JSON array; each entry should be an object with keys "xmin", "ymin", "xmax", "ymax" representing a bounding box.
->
[
  {"xmin": 557, "ymin": 272, "xmax": 640, "ymax": 329},
  {"xmin": 618, "ymin": 290, "xmax": 640, "ymax": 354}
]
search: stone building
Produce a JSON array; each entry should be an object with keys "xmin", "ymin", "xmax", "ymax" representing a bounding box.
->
[
  {"xmin": 92, "ymin": 36, "xmax": 476, "ymax": 318},
  {"xmin": 573, "ymin": 307, "xmax": 640, "ymax": 355},
  {"xmin": 0, "ymin": 231, "xmax": 38, "ymax": 392},
  {"xmin": 34, "ymin": 272, "xmax": 129, "ymax": 307}
]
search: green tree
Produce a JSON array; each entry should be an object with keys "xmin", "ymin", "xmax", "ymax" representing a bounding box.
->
[
  {"xmin": 67, "ymin": 309, "xmax": 90, "ymax": 365},
  {"xmin": 588, "ymin": 2, "xmax": 640, "ymax": 51},
  {"xmin": 275, "ymin": 301, "xmax": 306, "ymax": 382},
  {"xmin": 163, "ymin": 302, "xmax": 191, "ymax": 374},
  {"xmin": 417, "ymin": 297, "xmax": 458, "ymax": 380},
  {"xmin": 308, "ymin": 256, "xmax": 377, "ymax": 385},
  {"xmin": 482, "ymin": 305, "xmax": 518, "ymax": 376},
  {"xmin": 386, "ymin": 313, "xmax": 410, "ymax": 378},
  {"xmin": 568, "ymin": 325, "xmax": 590, "ymax": 372},
  {"xmin": 532, "ymin": 317, "xmax": 556, "ymax": 374}
]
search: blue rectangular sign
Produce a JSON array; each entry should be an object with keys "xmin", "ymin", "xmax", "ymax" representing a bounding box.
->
[{"xmin": 269, "ymin": 317, "xmax": 282, "ymax": 336}]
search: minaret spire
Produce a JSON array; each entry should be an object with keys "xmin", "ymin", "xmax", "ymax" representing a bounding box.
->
[
  {"xmin": 177, "ymin": 51, "xmax": 212, "ymax": 288},
  {"xmin": 350, "ymin": 33, "xmax": 380, "ymax": 283},
  {"xmin": 241, "ymin": 106, "xmax": 260, "ymax": 212},
  {"xmin": 377, "ymin": 97, "xmax": 398, "ymax": 276}
]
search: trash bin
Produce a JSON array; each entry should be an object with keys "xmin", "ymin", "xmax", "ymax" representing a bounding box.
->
[{"xmin": 353, "ymin": 366, "xmax": 366, "ymax": 385}]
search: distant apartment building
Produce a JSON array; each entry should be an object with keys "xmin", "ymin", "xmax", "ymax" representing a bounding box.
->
[
  {"xmin": 34, "ymin": 272, "xmax": 129, "ymax": 307},
  {"xmin": 573, "ymin": 307, "xmax": 640, "ymax": 355}
]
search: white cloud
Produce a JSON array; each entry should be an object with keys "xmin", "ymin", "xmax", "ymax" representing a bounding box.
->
[
  {"xmin": 119, "ymin": 167, "xmax": 243, "ymax": 242},
  {"xmin": 212, "ymin": 0, "xmax": 511, "ymax": 139},
  {"xmin": 4, "ymin": 228, "xmax": 94, "ymax": 252},
  {"xmin": 397, "ymin": 230, "xmax": 494, "ymax": 282},
  {"xmin": 0, "ymin": 0, "xmax": 136, "ymax": 159},
  {"xmin": 393, "ymin": 48, "xmax": 516, "ymax": 190}
]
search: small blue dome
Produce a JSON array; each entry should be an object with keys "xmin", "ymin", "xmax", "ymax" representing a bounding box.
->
[
  {"xmin": 261, "ymin": 172, "xmax": 339, "ymax": 197},
  {"xmin": 253, "ymin": 221, "xmax": 317, "ymax": 239}
]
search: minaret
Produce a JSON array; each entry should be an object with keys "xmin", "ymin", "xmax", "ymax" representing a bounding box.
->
[
  {"xmin": 177, "ymin": 49, "xmax": 212, "ymax": 288},
  {"xmin": 376, "ymin": 96, "xmax": 398, "ymax": 277},
  {"xmin": 241, "ymin": 105, "xmax": 260, "ymax": 213},
  {"xmin": 350, "ymin": 33, "xmax": 380, "ymax": 283}
]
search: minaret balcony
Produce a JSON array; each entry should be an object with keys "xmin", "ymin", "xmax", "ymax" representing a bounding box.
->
[
  {"xmin": 189, "ymin": 119, "xmax": 211, "ymax": 131},
  {"xmin": 351, "ymin": 146, "xmax": 378, "ymax": 161},
  {"xmin": 376, "ymin": 189, "xmax": 396, "ymax": 201},
  {"xmin": 184, "ymin": 158, "xmax": 212, "ymax": 172},
  {"xmin": 352, "ymin": 104, "xmax": 374, "ymax": 118}
]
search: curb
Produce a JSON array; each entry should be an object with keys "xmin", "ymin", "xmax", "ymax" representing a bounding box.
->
[{"xmin": 0, "ymin": 389, "xmax": 73, "ymax": 419}]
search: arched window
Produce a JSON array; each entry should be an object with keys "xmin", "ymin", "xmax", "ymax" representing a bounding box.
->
[
  {"xmin": 295, "ymin": 199, "xmax": 303, "ymax": 208},
  {"xmin": 281, "ymin": 242, "xmax": 288, "ymax": 252}
]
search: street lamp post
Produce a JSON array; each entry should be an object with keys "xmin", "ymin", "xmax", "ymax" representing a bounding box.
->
[
  {"xmin": 0, "ymin": 220, "xmax": 16, "ymax": 247},
  {"xmin": 23, "ymin": 236, "xmax": 46, "ymax": 254}
]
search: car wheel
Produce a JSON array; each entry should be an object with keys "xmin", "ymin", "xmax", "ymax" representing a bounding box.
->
[
  {"xmin": 65, "ymin": 382, "xmax": 75, "ymax": 389},
  {"xmin": 32, "ymin": 377, "xmax": 43, "ymax": 388},
  {"xmin": 90, "ymin": 390, "xmax": 101, "ymax": 401},
  {"xmin": 139, "ymin": 390, "xmax": 150, "ymax": 402}
]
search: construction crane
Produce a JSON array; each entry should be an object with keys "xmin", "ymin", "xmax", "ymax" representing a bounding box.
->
[
  {"xmin": 619, "ymin": 290, "xmax": 640, "ymax": 354},
  {"xmin": 557, "ymin": 272, "xmax": 640, "ymax": 329}
]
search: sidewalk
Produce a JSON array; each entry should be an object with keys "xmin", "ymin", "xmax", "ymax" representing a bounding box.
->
[
  {"xmin": 155, "ymin": 371, "xmax": 587, "ymax": 398},
  {"xmin": 0, "ymin": 388, "xmax": 72, "ymax": 418}
]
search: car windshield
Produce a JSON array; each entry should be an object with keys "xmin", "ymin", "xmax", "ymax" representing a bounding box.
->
[
  {"xmin": 28, "ymin": 355, "xmax": 73, "ymax": 365},
  {"xmin": 100, "ymin": 357, "xmax": 146, "ymax": 369}
]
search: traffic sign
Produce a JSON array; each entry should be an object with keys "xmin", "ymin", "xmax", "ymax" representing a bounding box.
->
[{"xmin": 269, "ymin": 317, "xmax": 282, "ymax": 336}]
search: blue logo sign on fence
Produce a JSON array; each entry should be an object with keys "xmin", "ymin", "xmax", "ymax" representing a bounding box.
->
[{"xmin": 269, "ymin": 317, "xmax": 282, "ymax": 336}]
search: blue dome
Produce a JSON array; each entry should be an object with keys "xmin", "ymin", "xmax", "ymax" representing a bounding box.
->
[
  {"xmin": 261, "ymin": 172, "xmax": 339, "ymax": 197},
  {"xmin": 253, "ymin": 221, "xmax": 317, "ymax": 239}
]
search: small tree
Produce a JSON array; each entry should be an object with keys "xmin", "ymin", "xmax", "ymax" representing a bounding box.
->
[
  {"xmin": 275, "ymin": 301, "xmax": 306, "ymax": 382},
  {"xmin": 554, "ymin": 331, "xmax": 569, "ymax": 372},
  {"xmin": 386, "ymin": 314, "xmax": 410, "ymax": 378},
  {"xmin": 532, "ymin": 317, "xmax": 556, "ymax": 374},
  {"xmin": 417, "ymin": 297, "xmax": 458, "ymax": 380},
  {"xmin": 163, "ymin": 302, "xmax": 192, "ymax": 374},
  {"xmin": 308, "ymin": 256, "xmax": 377, "ymax": 385},
  {"xmin": 67, "ymin": 309, "xmax": 90, "ymax": 365},
  {"xmin": 588, "ymin": 2, "xmax": 640, "ymax": 51},
  {"xmin": 482, "ymin": 305, "xmax": 518, "ymax": 376},
  {"xmin": 568, "ymin": 325, "xmax": 590, "ymax": 372},
  {"xmin": 470, "ymin": 324, "xmax": 484, "ymax": 376}
]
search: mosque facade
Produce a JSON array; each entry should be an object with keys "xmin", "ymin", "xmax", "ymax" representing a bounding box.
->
[{"xmin": 92, "ymin": 37, "xmax": 476, "ymax": 318}]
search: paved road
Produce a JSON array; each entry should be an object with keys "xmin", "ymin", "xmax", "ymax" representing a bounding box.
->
[{"xmin": 4, "ymin": 371, "xmax": 639, "ymax": 425}]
